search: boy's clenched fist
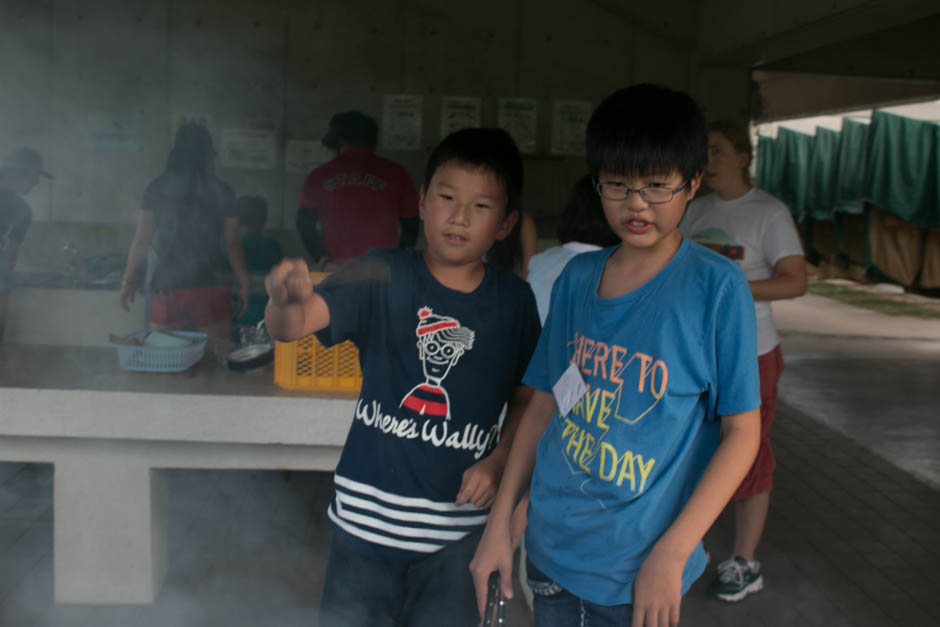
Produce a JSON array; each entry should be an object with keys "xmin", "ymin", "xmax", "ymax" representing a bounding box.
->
[{"xmin": 265, "ymin": 258, "xmax": 314, "ymax": 305}]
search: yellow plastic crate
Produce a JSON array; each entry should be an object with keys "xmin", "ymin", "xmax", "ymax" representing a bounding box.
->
[{"xmin": 272, "ymin": 272, "xmax": 363, "ymax": 393}]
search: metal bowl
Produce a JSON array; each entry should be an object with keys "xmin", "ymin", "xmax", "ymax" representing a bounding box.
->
[{"xmin": 226, "ymin": 343, "xmax": 274, "ymax": 371}]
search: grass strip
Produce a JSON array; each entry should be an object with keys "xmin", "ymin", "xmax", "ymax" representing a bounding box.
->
[{"xmin": 807, "ymin": 280, "xmax": 940, "ymax": 320}]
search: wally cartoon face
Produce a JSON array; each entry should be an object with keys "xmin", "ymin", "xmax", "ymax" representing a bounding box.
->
[
  {"xmin": 400, "ymin": 308, "xmax": 475, "ymax": 420},
  {"xmin": 415, "ymin": 308, "xmax": 474, "ymax": 383}
]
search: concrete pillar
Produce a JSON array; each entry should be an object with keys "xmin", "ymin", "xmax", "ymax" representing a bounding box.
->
[{"xmin": 54, "ymin": 455, "xmax": 167, "ymax": 604}]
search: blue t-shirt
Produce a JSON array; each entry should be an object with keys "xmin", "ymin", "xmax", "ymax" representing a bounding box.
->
[
  {"xmin": 523, "ymin": 239, "xmax": 760, "ymax": 605},
  {"xmin": 315, "ymin": 249, "xmax": 541, "ymax": 560}
]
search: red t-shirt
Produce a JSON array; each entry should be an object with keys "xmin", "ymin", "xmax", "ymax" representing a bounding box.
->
[{"xmin": 298, "ymin": 147, "xmax": 418, "ymax": 262}]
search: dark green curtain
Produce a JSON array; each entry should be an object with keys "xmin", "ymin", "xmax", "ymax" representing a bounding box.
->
[
  {"xmin": 756, "ymin": 135, "xmax": 777, "ymax": 195},
  {"xmin": 774, "ymin": 127, "xmax": 813, "ymax": 220},
  {"xmin": 865, "ymin": 110, "xmax": 940, "ymax": 228},
  {"xmin": 805, "ymin": 127, "xmax": 840, "ymax": 222},
  {"xmin": 834, "ymin": 118, "xmax": 868, "ymax": 215}
]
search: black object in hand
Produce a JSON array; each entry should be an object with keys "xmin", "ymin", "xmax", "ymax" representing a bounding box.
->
[{"xmin": 482, "ymin": 571, "xmax": 506, "ymax": 626}]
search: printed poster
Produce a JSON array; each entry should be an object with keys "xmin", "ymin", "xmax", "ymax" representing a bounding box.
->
[
  {"xmin": 285, "ymin": 140, "xmax": 335, "ymax": 175},
  {"xmin": 219, "ymin": 127, "xmax": 277, "ymax": 170},
  {"xmin": 382, "ymin": 94, "xmax": 423, "ymax": 151},
  {"xmin": 498, "ymin": 98, "xmax": 538, "ymax": 154},
  {"xmin": 87, "ymin": 112, "xmax": 140, "ymax": 151},
  {"xmin": 551, "ymin": 101, "xmax": 591, "ymax": 156},
  {"xmin": 440, "ymin": 96, "xmax": 482, "ymax": 139}
]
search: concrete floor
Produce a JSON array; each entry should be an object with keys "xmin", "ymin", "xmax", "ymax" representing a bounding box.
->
[
  {"xmin": 774, "ymin": 294, "xmax": 940, "ymax": 488},
  {"xmin": 1, "ymin": 293, "xmax": 938, "ymax": 626}
]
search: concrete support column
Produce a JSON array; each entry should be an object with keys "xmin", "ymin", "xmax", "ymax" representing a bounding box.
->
[{"xmin": 54, "ymin": 455, "xmax": 167, "ymax": 604}]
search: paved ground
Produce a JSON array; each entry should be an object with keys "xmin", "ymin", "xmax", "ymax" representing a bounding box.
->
[
  {"xmin": 774, "ymin": 294, "xmax": 940, "ymax": 487},
  {"xmin": 1, "ymin": 292, "xmax": 938, "ymax": 626}
]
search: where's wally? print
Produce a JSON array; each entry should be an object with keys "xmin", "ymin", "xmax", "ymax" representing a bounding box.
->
[{"xmin": 400, "ymin": 307, "xmax": 475, "ymax": 420}]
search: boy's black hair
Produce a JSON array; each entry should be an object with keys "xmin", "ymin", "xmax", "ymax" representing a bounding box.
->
[
  {"xmin": 424, "ymin": 128, "xmax": 525, "ymax": 274},
  {"xmin": 557, "ymin": 175, "xmax": 619, "ymax": 247},
  {"xmin": 586, "ymin": 84, "xmax": 707, "ymax": 182},
  {"xmin": 236, "ymin": 195, "xmax": 269, "ymax": 228},
  {"xmin": 424, "ymin": 128, "xmax": 523, "ymax": 218}
]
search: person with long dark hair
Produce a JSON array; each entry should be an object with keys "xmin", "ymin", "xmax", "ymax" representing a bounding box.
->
[{"xmin": 120, "ymin": 123, "xmax": 249, "ymax": 348}]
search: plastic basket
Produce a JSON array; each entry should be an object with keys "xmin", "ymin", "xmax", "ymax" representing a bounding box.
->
[
  {"xmin": 273, "ymin": 271, "xmax": 363, "ymax": 393},
  {"xmin": 116, "ymin": 331, "xmax": 208, "ymax": 373}
]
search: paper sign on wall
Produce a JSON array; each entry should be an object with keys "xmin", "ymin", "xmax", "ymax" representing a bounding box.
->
[
  {"xmin": 219, "ymin": 127, "xmax": 278, "ymax": 170},
  {"xmin": 87, "ymin": 112, "xmax": 140, "ymax": 151},
  {"xmin": 551, "ymin": 101, "xmax": 591, "ymax": 156},
  {"xmin": 285, "ymin": 140, "xmax": 335, "ymax": 175},
  {"xmin": 382, "ymin": 95, "xmax": 423, "ymax": 151},
  {"xmin": 440, "ymin": 96, "xmax": 482, "ymax": 139},
  {"xmin": 498, "ymin": 98, "xmax": 538, "ymax": 154}
]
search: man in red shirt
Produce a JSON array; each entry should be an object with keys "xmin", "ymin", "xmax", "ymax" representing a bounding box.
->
[{"xmin": 297, "ymin": 111, "xmax": 419, "ymax": 266}]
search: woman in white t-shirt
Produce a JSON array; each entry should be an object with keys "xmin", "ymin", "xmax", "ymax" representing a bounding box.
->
[{"xmin": 680, "ymin": 120, "xmax": 807, "ymax": 603}]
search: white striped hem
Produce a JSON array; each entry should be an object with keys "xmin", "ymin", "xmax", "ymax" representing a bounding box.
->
[
  {"xmin": 335, "ymin": 491, "xmax": 487, "ymax": 527},
  {"xmin": 328, "ymin": 505, "xmax": 445, "ymax": 553},
  {"xmin": 334, "ymin": 474, "xmax": 482, "ymax": 513},
  {"xmin": 335, "ymin": 498, "xmax": 469, "ymax": 541}
]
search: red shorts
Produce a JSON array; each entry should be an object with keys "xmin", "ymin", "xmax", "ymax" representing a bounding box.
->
[
  {"xmin": 732, "ymin": 344, "xmax": 783, "ymax": 501},
  {"xmin": 149, "ymin": 285, "xmax": 232, "ymax": 327}
]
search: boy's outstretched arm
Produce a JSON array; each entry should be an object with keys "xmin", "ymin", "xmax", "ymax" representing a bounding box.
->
[
  {"xmin": 631, "ymin": 408, "xmax": 760, "ymax": 627},
  {"xmin": 469, "ymin": 389, "xmax": 557, "ymax": 617},
  {"xmin": 264, "ymin": 258, "xmax": 331, "ymax": 342},
  {"xmin": 456, "ymin": 385, "xmax": 533, "ymax": 509}
]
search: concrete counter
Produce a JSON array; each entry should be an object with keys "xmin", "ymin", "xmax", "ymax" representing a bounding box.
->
[{"xmin": 0, "ymin": 345, "xmax": 356, "ymax": 605}]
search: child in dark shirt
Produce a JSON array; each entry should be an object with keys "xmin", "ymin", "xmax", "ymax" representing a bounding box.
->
[
  {"xmin": 265, "ymin": 128, "xmax": 541, "ymax": 627},
  {"xmin": 236, "ymin": 195, "xmax": 283, "ymax": 274},
  {"xmin": 231, "ymin": 195, "xmax": 283, "ymax": 327}
]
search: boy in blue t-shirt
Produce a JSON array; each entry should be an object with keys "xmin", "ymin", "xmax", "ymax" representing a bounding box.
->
[
  {"xmin": 265, "ymin": 128, "xmax": 541, "ymax": 627},
  {"xmin": 471, "ymin": 84, "xmax": 762, "ymax": 626}
]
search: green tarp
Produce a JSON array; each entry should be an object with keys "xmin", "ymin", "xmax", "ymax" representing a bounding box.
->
[
  {"xmin": 833, "ymin": 118, "xmax": 868, "ymax": 215},
  {"xmin": 865, "ymin": 110, "xmax": 940, "ymax": 228},
  {"xmin": 774, "ymin": 127, "xmax": 814, "ymax": 220},
  {"xmin": 805, "ymin": 127, "xmax": 840, "ymax": 222},
  {"xmin": 756, "ymin": 111, "xmax": 940, "ymax": 227},
  {"xmin": 756, "ymin": 135, "xmax": 777, "ymax": 195}
]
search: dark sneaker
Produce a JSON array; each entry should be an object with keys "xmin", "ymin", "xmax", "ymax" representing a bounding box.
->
[{"xmin": 706, "ymin": 556, "xmax": 764, "ymax": 602}]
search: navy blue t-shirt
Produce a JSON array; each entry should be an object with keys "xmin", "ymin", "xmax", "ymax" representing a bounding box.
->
[{"xmin": 314, "ymin": 249, "xmax": 541, "ymax": 559}]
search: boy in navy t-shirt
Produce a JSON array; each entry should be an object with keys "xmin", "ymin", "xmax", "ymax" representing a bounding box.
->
[
  {"xmin": 265, "ymin": 128, "xmax": 540, "ymax": 627},
  {"xmin": 471, "ymin": 84, "xmax": 762, "ymax": 626}
]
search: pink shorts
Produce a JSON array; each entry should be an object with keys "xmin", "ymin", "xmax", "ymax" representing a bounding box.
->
[
  {"xmin": 732, "ymin": 344, "xmax": 783, "ymax": 501},
  {"xmin": 149, "ymin": 285, "xmax": 232, "ymax": 327}
]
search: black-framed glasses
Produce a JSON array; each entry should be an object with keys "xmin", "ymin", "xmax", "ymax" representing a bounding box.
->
[{"xmin": 594, "ymin": 179, "xmax": 691, "ymax": 204}]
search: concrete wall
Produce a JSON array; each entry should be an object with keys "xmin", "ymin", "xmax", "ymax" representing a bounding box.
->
[
  {"xmin": 758, "ymin": 15, "xmax": 940, "ymax": 81},
  {"xmin": 5, "ymin": 0, "xmax": 937, "ymax": 273},
  {"xmin": 1, "ymin": 0, "xmax": 695, "ymax": 272},
  {"xmin": 753, "ymin": 71, "xmax": 940, "ymax": 122},
  {"xmin": 695, "ymin": 0, "xmax": 940, "ymax": 121},
  {"xmin": 698, "ymin": 0, "xmax": 939, "ymax": 65}
]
